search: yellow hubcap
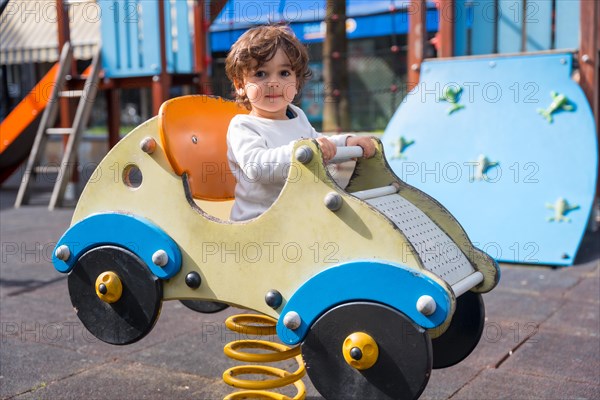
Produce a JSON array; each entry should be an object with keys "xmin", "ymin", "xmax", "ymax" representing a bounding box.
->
[
  {"xmin": 342, "ymin": 332, "xmax": 379, "ymax": 370},
  {"xmin": 95, "ymin": 271, "xmax": 123, "ymax": 303}
]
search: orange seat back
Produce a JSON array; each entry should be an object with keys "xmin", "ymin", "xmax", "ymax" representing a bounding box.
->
[{"xmin": 158, "ymin": 95, "xmax": 248, "ymax": 200}]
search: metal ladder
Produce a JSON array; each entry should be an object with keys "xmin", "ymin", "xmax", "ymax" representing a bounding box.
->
[{"xmin": 15, "ymin": 42, "xmax": 102, "ymax": 210}]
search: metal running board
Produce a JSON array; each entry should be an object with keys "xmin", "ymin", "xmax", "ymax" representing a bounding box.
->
[
  {"xmin": 15, "ymin": 43, "xmax": 102, "ymax": 210},
  {"xmin": 365, "ymin": 193, "xmax": 476, "ymax": 287}
]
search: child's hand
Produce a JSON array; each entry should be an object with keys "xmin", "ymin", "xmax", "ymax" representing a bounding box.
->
[
  {"xmin": 316, "ymin": 137, "xmax": 337, "ymax": 162},
  {"xmin": 347, "ymin": 136, "xmax": 376, "ymax": 158}
]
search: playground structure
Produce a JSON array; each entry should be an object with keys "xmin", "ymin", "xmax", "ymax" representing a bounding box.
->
[
  {"xmin": 382, "ymin": 52, "xmax": 598, "ymax": 266},
  {"xmin": 386, "ymin": 0, "xmax": 599, "ymax": 266},
  {"xmin": 52, "ymin": 94, "xmax": 499, "ymax": 399},
  {"xmin": 0, "ymin": 0, "xmax": 228, "ymax": 207}
]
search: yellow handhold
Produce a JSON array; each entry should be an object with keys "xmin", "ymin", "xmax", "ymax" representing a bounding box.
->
[
  {"xmin": 95, "ymin": 271, "xmax": 123, "ymax": 303},
  {"xmin": 342, "ymin": 332, "xmax": 379, "ymax": 370}
]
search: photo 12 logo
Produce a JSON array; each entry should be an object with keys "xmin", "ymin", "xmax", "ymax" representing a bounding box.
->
[
  {"xmin": 1, "ymin": 321, "xmax": 99, "ymax": 344},
  {"xmin": 201, "ymin": 241, "xmax": 340, "ymax": 265},
  {"xmin": 397, "ymin": 161, "xmax": 540, "ymax": 185},
  {"xmin": 2, "ymin": 1, "xmax": 102, "ymax": 24}
]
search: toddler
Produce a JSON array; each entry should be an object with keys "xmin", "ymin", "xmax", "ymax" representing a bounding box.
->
[{"xmin": 226, "ymin": 25, "xmax": 375, "ymax": 221}]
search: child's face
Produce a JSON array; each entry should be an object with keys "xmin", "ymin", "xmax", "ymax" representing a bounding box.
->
[{"xmin": 237, "ymin": 48, "xmax": 298, "ymax": 120}]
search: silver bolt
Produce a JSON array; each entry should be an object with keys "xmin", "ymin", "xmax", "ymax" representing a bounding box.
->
[
  {"xmin": 416, "ymin": 295, "xmax": 437, "ymax": 316},
  {"xmin": 410, "ymin": 63, "xmax": 419, "ymax": 71},
  {"xmin": 324, "ymin": 192, "xmax": 343, "ymax": 211},
  {"xmin": 560, "ymin": 58, "xmax": 566, "ymax": 65},
  {"xmin": 581, "ymin": 54, "xmax": 591, "ymax": 64},
  {"xmin": 152, "ymin": 250, "xmax": 169, "ymax": 267},
  {"xmin": 55, "ymin": 245, "xmax": 70, "ymax": 261},
  {"xmin": 191, "ymin": 135, "xmax": 198, "ymax": 144},
  {"xmin": 283, "ymin": 311, "xmax": 302, "ymax": 330},
  {"xmin": 295, "ymin": 146, "xmax": 313, "ymax": 164},
  {"xmin": 140, "ymin": 137, "xmax": 156, "ymax": 154}
]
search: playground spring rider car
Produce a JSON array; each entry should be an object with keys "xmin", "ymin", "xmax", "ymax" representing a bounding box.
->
[{"xmin": 52, "ymin": 95, "xmax": 499, "ymax": 400}]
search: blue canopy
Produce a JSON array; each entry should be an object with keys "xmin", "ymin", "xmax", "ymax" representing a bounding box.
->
[{"xmin": 210, "ymin": 0, "xmax": 439, "ymax": 52}]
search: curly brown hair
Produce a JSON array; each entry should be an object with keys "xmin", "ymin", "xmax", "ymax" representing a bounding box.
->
[{"xmin": 225, "ymin": 24, "xmax": 311, "ymax": 110}]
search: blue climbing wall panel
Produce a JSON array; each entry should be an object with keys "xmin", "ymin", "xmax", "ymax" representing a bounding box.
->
[{"xmin": 382, "ymin": 53, "xmax": 597, "ymax": 266}]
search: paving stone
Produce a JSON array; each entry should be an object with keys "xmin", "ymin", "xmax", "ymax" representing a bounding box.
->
[
  {"xmin": 460, "ymin": 289, "xmax": 565, "ymax": 368},
  {"xmin": 498, "ymin": 330, "xmax": 600, "ymax": 385},
  {"xmin": 0, "ymin": 205, "xmax": 71, "ymax": 240},
  {"xmin": 12, "ymin": 360, "xmax": 222, "ymax": 400},
  {"xmin": 495, "ymin": 264, "xmax": 581, "ymax": 297},
  {"xmin": 461, "ymin": 319, "xmax": 538, "ymax": 369},
  {"xmin": 483, "ymin": 288, "xmax": 563, "ymax": 322},
  {"xmin": 1, "ymin": 204, "xmax": 73, "ymax": 299},
  {"xmin": 571, "ymin": 258, "xmax": 600, "ymax": 276},
  {"xmin": 453, "ymin": 368, "xmax": 599, "ymax": 400},
  {"xmin": 421, "ymin": 363, "xmax": 483, "ymax": 400},
  {"xmin": 1, "ymin": 279, "xmax": 69, "ymax": 321},
  {"xmin": 543, "ymin": 300, "xmax": 600, "ymax": 337},
  {"xmin": 0, "ymin": 339, "xmax": 103, "ymax": 399},
  {"xmin": 564, "ymin": 271, "xmax": 600, "ymax": 305}
]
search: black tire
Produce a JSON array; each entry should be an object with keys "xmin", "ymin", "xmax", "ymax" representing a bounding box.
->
[
  {"xmin": 68, "ymin": 245, "xmax": 162, "ymax": 345},
  {"xmin": 302, "ymin": 302, "xmax": 432, "ymax": 400},
  {"xmin": 179, "ymin": 300, "xmax": 229, "ymax": 314},
  {"xmin": 431, "ymin": 291, "xmax": 485, "ymax": 369}
]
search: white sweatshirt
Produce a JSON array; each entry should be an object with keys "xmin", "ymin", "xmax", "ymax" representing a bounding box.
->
[{"xmin": 227, "ymin": 104, "xmax": 349, "ymax": 221}]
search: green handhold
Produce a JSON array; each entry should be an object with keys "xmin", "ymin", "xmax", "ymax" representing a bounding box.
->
[
  {"xmin": 546, "ymin": 197, "xmax": 579, "ymax": 222},
  {"xmin": 390, "ymin": 136, "xmax": 415, "ymax": 160},
  {"xmin": 537, "ymin": 91, "xmax": 575, "ymax": 123},
  {"xmin": 471, "ymin": 154, "xmax": 499, "ymax": 182},
  {"xmin": 439, "ymin": 86, "xmax": 465, "ymax": 115}
]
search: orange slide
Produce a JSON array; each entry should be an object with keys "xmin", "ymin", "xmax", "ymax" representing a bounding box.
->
[
  {"xmin": 0, "ymin": 64, "xmax": 91, "ymax": 184},
  {"xmin": 0, "ymin": 63, "xmax": 59, "ymax": 184}
]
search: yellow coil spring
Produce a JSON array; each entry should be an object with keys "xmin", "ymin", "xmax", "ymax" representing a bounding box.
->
[{"xmin": 222, "ymin": 314, "xmax": 306, "ymax": 400}]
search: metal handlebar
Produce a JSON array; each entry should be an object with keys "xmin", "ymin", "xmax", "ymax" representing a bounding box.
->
[{"xmin": 330, "ymin": 146, "xmax": 364, "ymax": 163}]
